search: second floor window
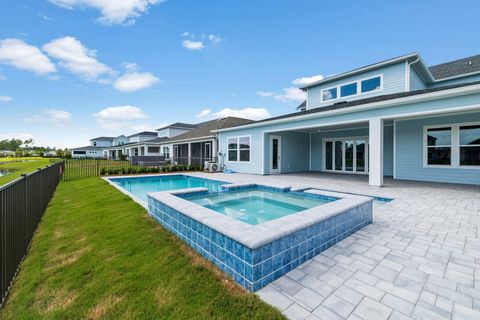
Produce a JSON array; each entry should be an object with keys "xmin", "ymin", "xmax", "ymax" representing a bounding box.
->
[{"xmin": 321, "ymin": 75, "xmax": 383, "ymax": 102}]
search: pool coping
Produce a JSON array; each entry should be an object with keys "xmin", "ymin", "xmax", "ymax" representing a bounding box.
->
[{"xmin": 148, "ymin": 183, "xmax": 374, "ymax": 249}]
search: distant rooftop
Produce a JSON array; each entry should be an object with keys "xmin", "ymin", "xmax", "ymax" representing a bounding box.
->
[
  {"xmin": 156, "ymin": 122, "xmax": 198, "ymax": 131},
  {"xmin": 90, "ymin": 136, "xmax": 114, "ymax": 141},
  {"xmin": 127, "ymin": 131, "xmax": 158, "ymax": 138},
  {"xmin": 165, "ymin": 117, "xmax": 254, "ymax": 143}
]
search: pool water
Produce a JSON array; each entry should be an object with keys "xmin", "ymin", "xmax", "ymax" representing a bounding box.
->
[
  {"xmin": 188, "ymin": 189, "xmax": 333, "ymax": 225},
  {"xmin": 109, "ymin": 175, "xmax": 226, "ymax": 202}
]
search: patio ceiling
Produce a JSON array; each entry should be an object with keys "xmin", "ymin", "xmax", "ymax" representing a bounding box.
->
[{"xmin": 286, "ymin": 120, "xmax": 393, "ymax": 134}]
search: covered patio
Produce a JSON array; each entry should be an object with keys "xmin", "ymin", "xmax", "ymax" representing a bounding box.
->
[
  {"xmin": 173, "ymin": 139, "xmax": 216, "ymax": 166},
  {"xmin": 263, "ymin": 119, "xmax": 394, "ymax": 186}
]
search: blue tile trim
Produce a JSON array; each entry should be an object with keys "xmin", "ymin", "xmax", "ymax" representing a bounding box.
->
[{"xmin": 149, "ymin": 195, "xmax": 372, "ymax": 292}]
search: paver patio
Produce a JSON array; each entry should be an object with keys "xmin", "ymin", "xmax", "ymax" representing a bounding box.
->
[{"xmin": 189, "ymin": 172, "xmax": 480, "ymax": 320}]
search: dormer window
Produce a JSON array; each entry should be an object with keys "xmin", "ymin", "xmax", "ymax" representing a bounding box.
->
[
  {"xmin": 322, "ymin": 87, "xmax": 337, "ymax": 101},
  {"xmin": 361, "ymin": 76, "xmax": 382, "ymax": 93},
  {"xmin": 340, "ymin": 82, "xmax": 357, "ymax": 97},
  {"xmin": 320, "ymin": 74, "xmax": 383, "ymax": 103}
]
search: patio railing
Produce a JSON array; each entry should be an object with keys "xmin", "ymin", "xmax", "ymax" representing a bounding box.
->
[{"xmin": 0, "ymin": 162, "xmax": 64, "ymax": 308}]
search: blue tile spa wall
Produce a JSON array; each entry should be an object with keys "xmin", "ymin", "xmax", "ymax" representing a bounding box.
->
[{"xmin": 148, "ymin": 196, "xmax": 372, "ymax": 291}]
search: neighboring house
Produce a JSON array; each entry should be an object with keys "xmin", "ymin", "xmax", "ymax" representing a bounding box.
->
[
  {"xmin": 72, "ymin": 136, "xmax": 114, "ymax": 158},
  {"xmin": 215, "ymin": 52, "xmax": 480, "ymax": 186},
  {"xmin": 102, "ymin": 135, "xmax": 129, "ymax": 159},
  {"xmin": 160, "ymin": 117, "xmax": 254, "ymax": 166}
]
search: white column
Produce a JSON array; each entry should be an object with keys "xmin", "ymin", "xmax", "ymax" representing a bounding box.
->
[
  {"xmin": 369, "ymin": 118, "xmax": 384, "ymax": 186},
  {"xmin": 187, "ymin": 143, "xmax": 191, "ymax": 165},
  {"xmin": 212, "ymin": 140, "xmax": 218, "ymax": 162}
]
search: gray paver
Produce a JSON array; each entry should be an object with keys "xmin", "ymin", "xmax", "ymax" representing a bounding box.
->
[{"xmin": 186, "ymin": 172, "xmax": 480, "ymax": 320}]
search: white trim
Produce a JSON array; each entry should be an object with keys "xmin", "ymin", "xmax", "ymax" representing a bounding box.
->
[
  {"xmin": 214, "ymin": 85, "xmax": 480, "ymax": 133},
  {"xmin": 393, "ymin": 120, "xmax": 397, "ymax": 179},
  {"xmin": 320, "ymin": 74, "xmax": 384, "ymax": 103},
  {"xmin": 309, "ymin": 132, "xmax": 312, "ymax": 171},
  {"xmin": 423, "ymin": 121, "xmax": 480, "ymax": 169},
  {"xmin": 369, "ymin": 118, "xmax": 384, "ymax": 186},
  {"xmin": 226, "ymin": 135, "xmax": 251, "ymax": 164},
  {"xmin": 270, "ymin": 135, "xmax": 281, "ymax": 174},
  {"xmin": 405, "ymin": 60, "xmax": 410, "ymax": 91}
]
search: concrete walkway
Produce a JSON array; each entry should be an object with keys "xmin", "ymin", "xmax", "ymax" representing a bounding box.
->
[{"xmin": 190, "ymin": 172, "xmax": 480, "ymax": 320}]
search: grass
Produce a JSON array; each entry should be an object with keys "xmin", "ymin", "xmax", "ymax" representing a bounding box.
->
[
  {"xmin": 0, "ymin": 177, "xmax": 285, "ymax": 319},
  {"xmin": 0, "ymin": 157, "xmax": 52, "ymax": 186}
]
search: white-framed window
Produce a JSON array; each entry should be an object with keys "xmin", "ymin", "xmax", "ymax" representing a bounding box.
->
[
  {"xmin": 162, "ymin": 146, "xmax": 170, "ymax": 158},
  {"xmin": 460, "ymin": 124, "xmax": 480, "ymax": 166},
  {"xmin": 320, "ymin": 74, "xmax": 383, "ymax": 103},
  {"xmin": 424, "ymin": 122, "xmax": 480, "ymax": 168},
  {"xmin": 227, "ymin": 136, "xmax": 250, "ymax": 162}
]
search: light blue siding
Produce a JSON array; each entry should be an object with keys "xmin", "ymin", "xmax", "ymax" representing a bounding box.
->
[
  {"xmin": 395, "ymin": 112, "xmax": 480, "ymax": 185},
  {"xmin": 307, "ymin": 62, "xmax": 407, "ymax": 109},
  {"xmin": 266, "ymin": 132, "xmax": 310, "ymax": 173},
  {"xmin": 410, "ymin": 68, "xmax": 427, "ymax": 90}
]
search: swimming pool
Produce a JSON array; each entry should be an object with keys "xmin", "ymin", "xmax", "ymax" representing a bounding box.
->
[
  {"xmin": 108, "ymin": 174, "xmax": 226, "ymax": 203},
  {"xmin": 188, "ymin": 189, "xmax": 333, "ymax": 225},
  {"xmin": 148, "ymin": 183, "xmax": 373, "ymax": 291}
]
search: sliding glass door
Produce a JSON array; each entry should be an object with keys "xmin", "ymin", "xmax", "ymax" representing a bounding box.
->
[{"xmin": 324, "ymin": 137, "xmax": 368, "ymax": 174}]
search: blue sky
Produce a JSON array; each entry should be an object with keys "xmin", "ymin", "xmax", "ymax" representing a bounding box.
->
[{"xmin": 0, "ymin": 0, "xmax": 479, "ymax": 148}]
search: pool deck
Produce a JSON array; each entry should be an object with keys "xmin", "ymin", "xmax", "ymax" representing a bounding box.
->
[{"xmin": 185, "ymin": 172, "xmax": 480, "ymax": 320}]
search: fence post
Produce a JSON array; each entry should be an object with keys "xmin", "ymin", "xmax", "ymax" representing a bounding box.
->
[{"xmin": 21, "ymin": 174, "xmax": 28, "ymax": 250}]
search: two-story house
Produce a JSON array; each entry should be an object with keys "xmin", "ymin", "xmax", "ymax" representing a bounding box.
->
[
  {"xmin": 215, "ymin": 52, "xmax": 480, "ymax": 186},
  {"xmin": 71, "ymin": 136, "xmax": 116, "ymax": 158}
]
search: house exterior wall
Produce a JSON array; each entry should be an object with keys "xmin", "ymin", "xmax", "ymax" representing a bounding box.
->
[
  {"xmin": 218, "ymin": 91, "xmax": 480, "ymax": 177},
  {"xmin": 72, "ymin": 149, "xmax": 104, "ymax": 158},
  {"xmin": 90, "ymin": 139, "xmax": 112, "ymax": 147},
  {"xmin": 410, "ymin": 67, "xmax": 427, "ymax": 90},
  {"xmin": 113, "ymin": 136, "xmax": 128, "ymax": 146},
  {"xmin": 307, "ymin": 62, "xmax": 406, "ymax": 110},
  {"xmin": 262, "ymin": 131, "xmax": 310, "ymax": 174},
  {"xmin": 395, "ymin": 112, "xmax": 480, "ymax": 185}
]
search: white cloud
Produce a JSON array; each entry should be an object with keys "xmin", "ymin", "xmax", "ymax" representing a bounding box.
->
[
  {"xmin": 0, "ymin": 95, "xmax": 13, "ymax": 102},
  {"xmin": 0, "ymin": 132, "xmax": 34, "ymax": 141},
  {"xmin": 181, "ymin": 32, "xmax": 221, "ymax": 50},
  {"xmin": 43, "ymin": 36, "xmax": 112, "ymax": 81},
  {"xmin": 195, "ymin": 109, "xmax": 212, "ymax": 118},
  {"xmin": 292, "ymin": 74, "xmax": 324, "ymax": 86},
  {"xmin": 256, "ymin": 90, "xmax": 275, "ymax": 97},
  {"xmin": 114, "ymin": 71, "xmax": 159, "ymax": 92},
  {"xmin": 94, "ymin": 105, "xmax": 149, "ymax": 130},
  {"xmin": 182, "ymin": 40, "xmax": 204, "ymax": 50},
  {"xmin": 25, "ymin": 109, "xmax": 72, "ymax": 124},
  {"xmin": 48, "ymin": 0, "xmax": 164, "ymax": 25},
  {"xmin": 274, "ymin": 87, "xmax": 306, "ymax": 102},
  {"xmin": 207, "ymin": 34, "xmax": 222, "ymax": 44},
  {"xmin": 0, "ymin": 38, "xmax": 56, "ymax": 75},
  {"xmin": 196, "ymin": 107, "xmax": 271, "ymax": 121},
  {"xmin": 39, "ymin": 13, "xmax": 52, "ymax": 21}
]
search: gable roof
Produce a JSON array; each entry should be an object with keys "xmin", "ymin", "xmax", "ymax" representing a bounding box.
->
[
  {"xmin": 296, "ymin": 101, "xmax": 307, "ymax": 111},
  {"xmin": 71, "ymin": 145, "xmax": 104, "ymax": 151},
  {"xmin": 164, "ymin": 117, "xmax": 254, "ymax": 143},
  {"xmin": 156, "ymin": 122, "xmax": 198, "ymax": 131},
  {"xmin": 216, "ymin": 80, "xmax": 480, "ymax": 131},
  {"xmin": 90, "ymin": 136, "xmax": 114, "ymax": 141},
  {"xmin": 429, "ymin": 54, "xmax": 480, "ymax": 80},
  {"xmin": 127, "ymin": 131, "xmax": 157, "ymax": 138}
]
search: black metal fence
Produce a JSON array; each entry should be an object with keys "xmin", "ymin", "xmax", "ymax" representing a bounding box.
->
[
  {"xmin": 50, "ymin": 158, "xmax": 218, "ymax": 181},
  {"xmin": 0, "ymin": 162, "xmax": 64, "ymax": 307}
]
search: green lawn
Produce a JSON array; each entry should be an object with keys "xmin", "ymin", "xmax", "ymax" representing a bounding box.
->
[
  {"xmin": 0, "ymin": 177, "xmax": 285, "ymax": 319},
  {"xmin": 0, "ymin": 157, "xmax": 52, "ymax": 185}
]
